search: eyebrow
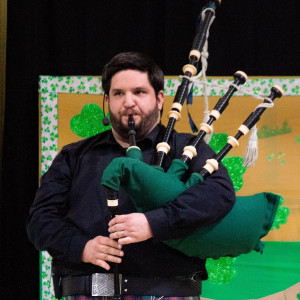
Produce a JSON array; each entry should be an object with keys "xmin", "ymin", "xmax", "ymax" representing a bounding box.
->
[
  {"xmin": 111, "ymin": 88, "xmax": 123, "ymax": 93},
  {"xmin": 111, "ymin": 86, "xmax": 150, "ymax": 93}
]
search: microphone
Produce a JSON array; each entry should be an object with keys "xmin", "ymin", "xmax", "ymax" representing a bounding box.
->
[
  {"xmin": 102, "ymin": 95, "xmax": 110, "ymax": 126},
  {"xmin": 102, "ymin": 116, "xmax": 110, "ymax": 126}
]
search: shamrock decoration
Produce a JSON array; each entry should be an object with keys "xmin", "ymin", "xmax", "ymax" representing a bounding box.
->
[
  {"xmin": 70, "ymin": 103, "xmax": 111, "ymax": 138},
  {"xmin": 222, "ymin": 156, "xmax": 246, "ymax": 192},
  {"xmin": 206, "ymin": 257, "xmax": 236, "ymax": 284},
  {"xmin": 209, "ymin": 133, "xmax": 246, "ymax": 191},
  {"xmin": 271, "ymin": 195, "xmax": 289, "ymax": 230}
]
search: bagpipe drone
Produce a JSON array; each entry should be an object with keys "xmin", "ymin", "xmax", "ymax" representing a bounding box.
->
[{"xmin": 102, "ymin": 0, "xmax": 285, "ymax": 297}]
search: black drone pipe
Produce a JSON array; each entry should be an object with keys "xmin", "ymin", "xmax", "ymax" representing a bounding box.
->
[{"xmin": 155, "ymin": 0, "xmax": 221, "ymax": 167}]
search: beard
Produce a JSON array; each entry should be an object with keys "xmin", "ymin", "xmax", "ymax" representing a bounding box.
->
[{"xmin": 108, "ymin": 103, "xmax": 160, "ymax": 141}]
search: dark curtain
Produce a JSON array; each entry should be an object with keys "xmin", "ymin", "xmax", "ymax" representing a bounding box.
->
[{"xmin": 1, "ymin": 0, "xmax": 299, "ymax": 299}]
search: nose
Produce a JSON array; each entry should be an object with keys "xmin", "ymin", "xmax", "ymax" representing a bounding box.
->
[{"xmin": 124, "ymin": 93, "xmax": 135, "ymax": 108}]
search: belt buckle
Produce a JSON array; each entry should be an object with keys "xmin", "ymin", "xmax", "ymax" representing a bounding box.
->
[{"xmin": 92, "ymin": 273, "xmax": 122, "ymax": 296}]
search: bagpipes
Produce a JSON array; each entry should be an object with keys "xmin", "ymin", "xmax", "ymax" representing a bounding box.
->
[
  {"xmin": 103, "ymin": 85, "xmax": 283, "ymax": 258},
  {"xmin": 103, "ymin": 0, "xmax": 284, "ymax": 297}
]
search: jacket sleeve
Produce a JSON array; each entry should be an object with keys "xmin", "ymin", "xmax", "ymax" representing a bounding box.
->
[
  {"xmin": 26, "ymin": 147, "xmax": 89, "ymax": 264},
  {"xmin": 145, "ymin": 141, "xmax": 236, "ymax": 241}
]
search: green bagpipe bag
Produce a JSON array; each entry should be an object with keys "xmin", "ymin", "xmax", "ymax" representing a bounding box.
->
[{"xmin": 101, "ymin": 149, "xmax": 280, "ymax": 259}]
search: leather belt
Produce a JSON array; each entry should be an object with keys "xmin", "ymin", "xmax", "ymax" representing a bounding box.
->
[{"xmin": 60, "ymin": 272, "xmax": 202, "ymax": 297}]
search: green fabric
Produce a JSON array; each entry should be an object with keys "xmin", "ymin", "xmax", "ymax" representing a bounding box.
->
[
  {"xmin": 166, "ymin": 158, "xmax": 189, "ymax": 178},
  {"xmin": 101, "ymin": 157, "xmax": 280, "ymax": 258},
  {"xmin": 164, "ymin": 192, "xmax": 279, "ymax": 258},
  {"xmin": 166, "ymin": 159, "xmax": 204, "ymax": 188},
  {"xmin": 101, "ymin": 157, "xmax": 188, "ymax": 212},
  {"xmin": 126, "ymin": 147, "xmax": 143, "ymax": 160},
  {"xmin": 185, "ymin": 172, "xmax": 205, "ymax": 188},
  {"xmin": 202, "ymin": 242, "xmax": 300, "ymax": 299}
]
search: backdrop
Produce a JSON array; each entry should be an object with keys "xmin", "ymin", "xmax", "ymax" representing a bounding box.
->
[{"xmin": 1, "ymin": 1, "xmax": 300, "ymax": 299}]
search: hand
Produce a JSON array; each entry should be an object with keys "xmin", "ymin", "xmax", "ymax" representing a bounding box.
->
[
  {"xmin": 108, "ymin": 213, "xmax": 153, "ymax": 245},
  {"xmin": 81, "ymin": 236, "xmax": 124, "ymax": 270}
]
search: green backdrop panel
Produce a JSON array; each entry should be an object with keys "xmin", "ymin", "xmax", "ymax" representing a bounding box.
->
[{"xmin": 202, "ymin": 242, "xmax": 300, "ymax": 299}]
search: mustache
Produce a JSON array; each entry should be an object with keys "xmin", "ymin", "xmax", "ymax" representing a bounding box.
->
[{"xmin": 120, "ymin": 110, "xmax": 140, "ymax": 117}]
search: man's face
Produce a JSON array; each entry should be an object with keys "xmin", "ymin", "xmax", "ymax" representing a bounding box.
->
[{"xmin": 106, "ymin": 69, "xmax": 164, "ymax": 140}]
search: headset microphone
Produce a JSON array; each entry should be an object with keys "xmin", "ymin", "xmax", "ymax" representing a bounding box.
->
[
  {"xmin": 102, "ymin": 95, "xmax": 110, "ymax": 126},
  {"xmin": 102, "ymin": 117, "xmax": 110, "ymax": 126}
]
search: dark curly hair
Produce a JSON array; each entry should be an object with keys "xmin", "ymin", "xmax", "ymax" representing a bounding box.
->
[{"xmin": 101, "ymin": 52, "xmax": 164, "ymax": 97}]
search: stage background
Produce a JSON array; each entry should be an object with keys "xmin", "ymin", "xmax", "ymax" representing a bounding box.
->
[{"xmin": 2, "ymin": 1, "xmax": 300, "ymax": 299}]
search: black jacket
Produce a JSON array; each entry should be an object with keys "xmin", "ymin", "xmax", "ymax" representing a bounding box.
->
[{"xmin": 26, "ymin": 125, "xmax": 235, "ymax": 279}]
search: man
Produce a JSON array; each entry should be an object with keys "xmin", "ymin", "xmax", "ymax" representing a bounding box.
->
[{"xmin": 27, "ymin": 52, "xmax": 235, "ymax": 299}]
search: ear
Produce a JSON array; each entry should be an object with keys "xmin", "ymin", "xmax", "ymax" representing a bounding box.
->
[{"xmin": 157, "ymin": 90, "xmax": 164, "ymax": 111}]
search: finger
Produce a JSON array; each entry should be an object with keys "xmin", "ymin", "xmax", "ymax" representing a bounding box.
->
[
  {"xmin": 108, "ymin": 216, "xmax": 122, "ymax": 227},
  {"xmin": 95, "ymin": 236, "xmax": 122, "ymax": 249},
  {"xmin": 95, "ymin": 259, "xmax": 111, "ymax": 270},
  {"xmin": 108, "ymin": 214, "xmax": 127, "ymax": 227},
  {"xmin": 98, "ymin": 253, "xmax": 122, "ymax": 264},
  {"xmin": 118, "ymin": 236, "xmax": 135, "ymax": 245},
  {"xmin": 108, "ymin": 224, "xmax": 123, "ymax": 233},
  {"xmin": 95, "ymin": 258, "xmax": 121, "ymax": 270},
  {"xmin": 99, "ymin": 244, "xmax": 124, "ymax": 257},
  {"xmin": 109, "ymin": 230, "xmax": 126, "ymax": 240}
]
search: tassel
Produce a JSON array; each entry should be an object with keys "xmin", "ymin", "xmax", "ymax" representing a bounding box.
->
[{"xmin": 243, "ymin": 125, "xmax": 258, "ymax": 167}]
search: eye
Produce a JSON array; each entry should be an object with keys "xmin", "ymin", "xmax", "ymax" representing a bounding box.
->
[
  {"xmin": 113, "ymin": 91, "xmax": 123, "ymax": 96},
  {"xmin": 135, "ymin": 89, "xmax": 146, "ymax": 95}
]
